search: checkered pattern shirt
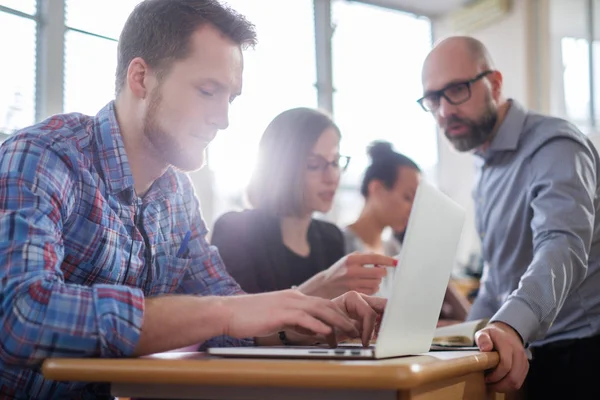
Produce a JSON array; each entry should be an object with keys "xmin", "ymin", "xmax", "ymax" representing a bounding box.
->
[{"xmin": 0, "ymin": 101, "xmax": 251, "ymax": 399}]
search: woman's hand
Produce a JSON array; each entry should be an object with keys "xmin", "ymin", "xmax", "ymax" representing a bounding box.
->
[{"xmin": 298, "ymin": 252, "xmax": 397, "ymax": 299}]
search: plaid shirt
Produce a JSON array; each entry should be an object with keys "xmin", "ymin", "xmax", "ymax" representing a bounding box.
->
[{"xmin": 0, "ymin": 102, "xmax": 251, "ymax": 399}]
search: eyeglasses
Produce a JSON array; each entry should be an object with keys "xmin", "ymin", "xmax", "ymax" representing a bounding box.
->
[
  {"xmin": 306, "ymin": 155, "xmax": 351, "ymax": 174},
  {"xmin": 416, "ymin": 70, "xmax": 493, "ymax": 112}
]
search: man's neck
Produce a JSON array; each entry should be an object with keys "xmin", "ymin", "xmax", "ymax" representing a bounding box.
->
[
  {"xmin": 478, "ymin": 98, "xmax": 511, "ymax": 153},
  {"xmin": 114, "ymin": 98, "xmax": 169, "ymax": 197}
]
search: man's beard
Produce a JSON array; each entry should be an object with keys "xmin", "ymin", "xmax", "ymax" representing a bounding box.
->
[
  {"xmin": 142, "ymin": 88, "xmax": 206, "ymax": 172},
  {"xmin": 443, "ymin": 100, "xmax": 498, "ymax": 152}
]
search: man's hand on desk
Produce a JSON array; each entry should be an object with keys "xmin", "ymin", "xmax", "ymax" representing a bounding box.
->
[
  {"xmin": 222, "ymin": 290, "xmax": 385, "ymax": 347},
  {"xmin": 475, "ymin": 321, "xmax": 529, "ymax": 393}
]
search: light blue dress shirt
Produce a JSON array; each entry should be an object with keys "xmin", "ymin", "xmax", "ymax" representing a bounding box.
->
[{"xmin": 467, "ymin": 100, "xmax": 600, "ymax": 348}]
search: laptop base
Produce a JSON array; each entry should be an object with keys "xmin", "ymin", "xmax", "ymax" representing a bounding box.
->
[{"xmin": 207, "ymin": 345, "xmax": 377, "ymax": 360}]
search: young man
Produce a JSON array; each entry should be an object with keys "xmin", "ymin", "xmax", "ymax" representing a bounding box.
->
[
  {"xmin": 419, "ymin": 36, "xmax": 600, "ymax": 399},
  {"xmin": 0, "ymin": 1, "xmax": 394, "ymax": 398}
]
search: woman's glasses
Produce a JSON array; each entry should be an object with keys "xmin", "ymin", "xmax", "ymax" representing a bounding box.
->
[{"xmin": 306, "ymin": 155, "xmax": 351, "ymax": 174}]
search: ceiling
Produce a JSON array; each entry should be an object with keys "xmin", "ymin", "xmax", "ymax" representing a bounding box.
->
[{"xmin": 351, "ymin": 0, "xmax": 474, "ymax": 18}]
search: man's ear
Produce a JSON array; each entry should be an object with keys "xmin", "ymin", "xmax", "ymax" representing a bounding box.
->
[
  {"xmin": 490, "ymin": 70, "xmax": 503, "ymax": 101},
  {"xmin": 126, "ymin": 57, "xmax": 151, "ymax": 99}
]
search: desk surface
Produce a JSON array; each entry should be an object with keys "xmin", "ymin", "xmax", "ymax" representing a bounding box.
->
[{"xmin": 42, "ymin": 351, "xmax": 499, "ymax": 391}]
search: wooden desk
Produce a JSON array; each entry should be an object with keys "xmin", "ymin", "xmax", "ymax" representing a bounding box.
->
[{"xmin": 43, "ymin": 351, "xmax": 503, "ymax": 400}]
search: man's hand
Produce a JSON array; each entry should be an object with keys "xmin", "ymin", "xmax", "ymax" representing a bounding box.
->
[
  {"xmin": 329, "ymin": 291, "xmax": 386, "ymax": 346},
  {"xmin": 221, "ymin": 289, "xmax": 363, "ymax": 340},
  {"xmin": 475, "ymin": 322, "xmax": 529, "ymax": 392},
  {"xmin": 223, "ymin": 290, "xmax": 386, "ymax": 348},
  {"xmin": 298, "ymin": 252, "xmax": 397, "ymax": 299},
  {"xmin": 281, "ymin": 291, "xmax": 386, "ymax": 348}
]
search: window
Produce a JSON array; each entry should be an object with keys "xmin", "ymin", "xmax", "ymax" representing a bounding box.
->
[
  {"xmin": 330, "ymin": 1, "xmax": 436, "ymax": 225},
  {"xmin": 561, "ymin": 37, "xmax": 591, "ymax": 124},
  {"xmin": 207, "ymin": 0, "xmax": 318, "ymax": 219},
  {"xmin": 63, "ymin": 0, "xmax": 142, "ymax": 114},
  {"xmin": 0, "ymin": 4, "xmax": 36, "ymax": 134},
  {"xmin": 64, "ymin": 32, "xmax": 118, "ymax": 115},
  {"xmin": 65, "ymin": 0, "xmax": 141, "ymax": 40},
  {"xmin": 595, "ymin": 0, "xmax": 600, "ymax": 127},
  {"xmin": 551, "ymin": 0, "xmax": 599, "ymax": 133},
  {"xmin": 560, "ymin": 37, "xmax": 600, "ymax": 132},
  {"xmin": 0, "ymin": 0, "xmax": 36, "ymax": 15}
]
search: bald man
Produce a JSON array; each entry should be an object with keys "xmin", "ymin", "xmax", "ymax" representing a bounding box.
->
[{"xmin": 419, "ymin": 36, "xmax": 600, "ymax": 399}]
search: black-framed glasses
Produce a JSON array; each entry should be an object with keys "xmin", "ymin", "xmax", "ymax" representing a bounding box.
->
[
  {"xmin": 417, "ymin": 70, "xmax": 493, "ymax": 112},
  {"xmin": 306, "ymin": 155, "xmax": 351, "ymax": 173}
]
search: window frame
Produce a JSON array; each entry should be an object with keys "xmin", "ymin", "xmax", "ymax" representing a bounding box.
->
[
  {"xmin": 0, "ymin": 2, "xmax": 39, "ymax": 137},
  {"xmin": 3, "ymin": 0, "xmax": 438, "ymax": 227}
]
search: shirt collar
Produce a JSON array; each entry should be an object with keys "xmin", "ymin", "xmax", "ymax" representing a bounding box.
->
[
  {"xmin": 477, "ymin": 99, "xmax": 528, "ymax": 159},
  {"xmin": 93, "ymin": 101, "xmax": 135, "ymax": 194},
  {"xmin": 93, "ymin": 101, "xmax": 180, "ymax": 200}
]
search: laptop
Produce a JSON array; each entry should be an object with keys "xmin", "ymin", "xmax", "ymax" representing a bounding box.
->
[{"xmin": 208, "ymin": 180, "xmax": 466, "ymax": 360}]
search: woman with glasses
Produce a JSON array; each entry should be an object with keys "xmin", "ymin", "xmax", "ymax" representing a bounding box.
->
[{"xmin": 211, "ymin": 107, "xmax": 394, "ymax": 298}]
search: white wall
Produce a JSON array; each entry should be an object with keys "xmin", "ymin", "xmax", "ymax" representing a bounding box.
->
[{"xmin": 430, "ymin": 0, "xmax": 538, "ymax": 267}]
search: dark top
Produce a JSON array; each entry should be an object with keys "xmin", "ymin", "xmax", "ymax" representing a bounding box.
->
[{"xmin": 211, "ymin": 209, "xmax": 345, "ymax": 293}]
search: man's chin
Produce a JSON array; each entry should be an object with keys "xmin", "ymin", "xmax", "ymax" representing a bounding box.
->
[
  {"xmin": 448, "ymin": 136, "xmax": 480, "ymax": 152},
  {"xmin": 170, "ymin": 155, "xmax": 206, "ymax": 173}
]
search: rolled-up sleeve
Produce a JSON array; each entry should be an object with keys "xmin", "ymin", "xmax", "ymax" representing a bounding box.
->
[
  {"xmin": 0, "ymin": 138, "xmax": 145, "ymax": 366},
  {"xmin": 491, "ymin": 137, "xmax": 596, "ymax": 344}
]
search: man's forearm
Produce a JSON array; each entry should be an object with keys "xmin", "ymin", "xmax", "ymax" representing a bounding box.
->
[
  {"xmin": 133, "ymin": 295, "xmax": 229, "ymax": 356},
  {"xmin": 492, "ymin": 237, "xmax": 586, "ymax": 344}
]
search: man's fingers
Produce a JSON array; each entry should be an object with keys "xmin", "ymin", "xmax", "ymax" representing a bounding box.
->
[
  {"xmin": 285, "ymin": 310, "xmax": 332, "ymax": 337},
  {"xmin": 346, "ymin": 253, "xmax": 397, "ymax": 268},
  {"xmin": 485, "ymin": 346, "xmax": 513, "ymax": 384},
  {"xmin": 338, "ymin": 292, "xmax": 378, "ymax": 346},
  {"xmin": 488, "ymin": 350, "xmax": 528, "ymax": 392},
  {"xmin": 305, "ymin": 298, "xmax": 360, "ymax": 338},
  {"xmin": 293, "ymin": 326, "xmax": 317, "ymax": 336},
  {"xmin": 359, "ymin": 293, "xmax": 387, "ymax": 314},
  {"xmin": 475, "ymin": 330, "xmax": 494, "ymax": 352},
  {"xmin": 326, "ymin": 330, "xmax": 338, "ymax": 348},
  {"xmin": 473, "ymin": 324, "xmax": 530, "ymax": 393},
  {"xmin": 481, "ymin": 330, "xmax": 513, "ymax": 384}
]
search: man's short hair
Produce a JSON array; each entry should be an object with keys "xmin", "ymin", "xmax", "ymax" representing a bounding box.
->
[{"xmin": 115, "ymin": 0, "xmax": 257, "ymax": 95}]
